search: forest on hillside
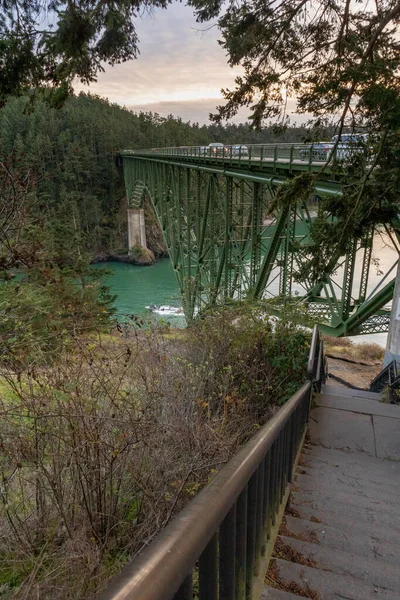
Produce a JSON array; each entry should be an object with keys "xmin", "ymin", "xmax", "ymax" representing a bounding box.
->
[{"xmin": 0, "ymin": 93, "xmax": 333, "ymax": 263}]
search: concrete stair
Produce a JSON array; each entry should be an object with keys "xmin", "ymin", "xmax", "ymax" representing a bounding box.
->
[{"xmin": 261, "ymin": 385, "xmax": 400, "ymax": 599}]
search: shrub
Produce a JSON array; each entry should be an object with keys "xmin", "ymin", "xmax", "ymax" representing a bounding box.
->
[
  {"xmin": 0, "ymin": 267, "xmax": 114, "ymax": 368},
  {"xmin": 0, "ymin": 307, "xmax": 310, "ymax": 598},
  {"xmin": 357, "ymin": 342, "xmax": 384, "ymax": 362}
]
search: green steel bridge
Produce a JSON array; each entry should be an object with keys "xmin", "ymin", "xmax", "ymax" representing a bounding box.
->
[{"xmin": 121, "ymin": 143, "xmax": 398, "ymax": 336}]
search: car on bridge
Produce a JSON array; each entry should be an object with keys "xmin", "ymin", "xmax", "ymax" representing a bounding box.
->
[
  {"xmin": 231, "ymin": 144, "xmax": 249, "ymax": 156},
  {"xmin": 299, "ymin": 142, "xmax": 332, "ymax": 162},
  {"xmin": 299, "ymin": 133, "xmax": 371, "ymax": 162},
  {"xmin": 209, "ymin": 142, "xmax": 225, "ymax": 156}
]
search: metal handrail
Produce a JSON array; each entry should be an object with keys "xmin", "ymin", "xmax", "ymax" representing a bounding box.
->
[
  {"xmin": 124, "ymin": 143, "xmax": 336, "ymax": 171},
  {"xmin": 307, "ymin": 324, "xmax": 327, "ymax": 390},
  {"xmin": 370, "ymin": 360, "xmax": 400, "ymax": 394},
  {"xmin": 123, "ymin": 140, "xmax": 372, "ymax": 173},
  {"xmin": 99, "ymin": 328, "xmax": 325, "ymax": 600}
]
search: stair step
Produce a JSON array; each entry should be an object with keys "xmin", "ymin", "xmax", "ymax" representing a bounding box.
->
[
  {"xmin": 291, "ymin": 487, "xmax": 399, "ymax": 518},
  {"xmin": 283, "ymin": 515, "xmax": 398, "ymax": 563},
  {"xmin": 276, "ymin": 534, "xmax": 400, "ymax": 591},
  {"xmin": 303, "ymin": 444, "xmax": 400, "ymax": 473},
  {"xmin": 288, "ymin": 498, "xmax": 400, "ymax": 542},
  {"xmin": 309, "ymin": 406, "xmax": 376, "ymax": 455},
  {"xmin": 315, "ymin": 393, "xmax": 400, "ymax": 419},
  {"xmin": 321, "ymin": 384, "xmax": 382, "ymax": 400},
  {"xmin": 295, "ymin": 468, "xmax": 400, "ymax": 499},
  {"xmin": 267, "ymin": 557, "xmax": 399, "ymax": 599},
  {"xmin": 301, "ymin": 446, "xmax": 400, "ymax": 476},
  {"xmin": 261, "ymin": 587, "xmax": 305, "ymax": 599}
]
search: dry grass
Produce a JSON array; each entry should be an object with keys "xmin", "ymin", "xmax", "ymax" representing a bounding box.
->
[
  {"xmin": 286, "ymin": 506, "xmax": 301, "ymax": 518},
  {"xmin": 279, "ymin": 516, "xmax": 319, "ymax": 544},
  {"xmin": 298, "ymin": 454, "xmax": 311, "ymax": 468},
  {"xmin": 356, "ymin": 342, "xmax": 384, "ymax": 361},
  {"xmin": 273, "ymin": 536, "xmax": 317, "ymax": 568},
  {"xmin": 310, "ymin": 515, "xmax": 322, "ymax": 523},
  {"xmin": 323, "ymin": 335, "xmax": 384, "ymax": 363},
  {"xmin": 266, "ymin": 559, "xmax": 321, "ymax": 599},
  {"xmin": 323, "ymin": 335, "xmax": 353, "ymax": 348}
]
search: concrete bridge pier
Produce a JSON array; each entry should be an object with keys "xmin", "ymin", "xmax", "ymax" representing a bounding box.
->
[
  {"xmin": 127, "ymin": 208, "xmax": 155, "ymax": 264},
  {"xmin": 384, "ymin": 261, "xmax": 400, "ymax": 366}
]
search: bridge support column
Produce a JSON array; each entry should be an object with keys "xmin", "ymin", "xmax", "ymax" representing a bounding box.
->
[
  {"xmin": 127, "ymin": 208, "xmax": 155, "ymax": 264},
  {"xmin": 384, "ymin": 261, "xmax": 400, "ymax": 366}
]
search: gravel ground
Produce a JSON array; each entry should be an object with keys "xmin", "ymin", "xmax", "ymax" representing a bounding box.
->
[{"xmin": 326, "ymin": 355, "xmax": 382, "ymax": 389}]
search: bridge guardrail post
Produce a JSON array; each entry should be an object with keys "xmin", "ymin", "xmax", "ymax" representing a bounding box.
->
[
  {"xmin": 174, "ymin": 575, "xmax": 193, "ymax": 600},
  {"xmin": 235, "ymin": 488, "xmax": 247, "ymax": 598},
  {"xmin": 199, "ymin": 533, "xmax": 218, "ymax": 599},
  {"xmin": 219, "ymin": 504, "xmax": 236, "ymax": 599}
]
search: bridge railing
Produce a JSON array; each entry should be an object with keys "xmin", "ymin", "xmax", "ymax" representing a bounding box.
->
[
  {"xmin": 370, "ymin": 360, "xmax": 400, "ymax": 397},
  {"xmin": 307, "ymin": 325, "xmax": 328, "ymax": 393},
  {"xmin": 98, "ymin": 326, "xmax": 325, "ymax": 600},
  {"xmin": 127, "ymin": 142, "xmax": 340, "ymax": 169}
]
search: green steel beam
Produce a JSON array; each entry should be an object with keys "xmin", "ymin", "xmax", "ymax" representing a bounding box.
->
[
  {"xmin": 252, "ymin": 204, "xmax": 290, "ymax": 298},
  {"xmin": 121, "ymin": 151, "xmax": 397, "ymax": 336}
]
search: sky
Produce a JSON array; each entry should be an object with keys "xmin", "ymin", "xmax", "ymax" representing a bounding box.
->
[{"xmin": 77, "ymin": 3, "xmax": 299, "ymax": 125}]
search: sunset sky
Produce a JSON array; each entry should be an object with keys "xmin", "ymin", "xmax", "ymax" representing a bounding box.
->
[{"xmin": 79, "ymin": 3, "xmax": 299, "ymax": 125}]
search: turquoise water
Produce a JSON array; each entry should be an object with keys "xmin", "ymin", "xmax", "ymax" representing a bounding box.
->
[
  {"xmin": 91, "ymin": 260, "xmax": 185, "ymax": 325},
  {"xmin": 93, "ymin": 226, "xmax": 398, "ymax": 348},
  {"xmin": 93, "ymin": 253, "xmax": 391, "ymax": 347}
]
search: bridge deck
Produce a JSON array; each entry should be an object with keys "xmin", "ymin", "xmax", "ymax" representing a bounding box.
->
[
  {"xmin": 263, "ymin": 383, "xmax": 400, "ymax": 599},
  {"xmin": 126, "ymin": 149, "xmax": 344, "ymax": 191}
]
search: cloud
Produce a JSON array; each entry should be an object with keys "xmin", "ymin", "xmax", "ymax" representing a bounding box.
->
[
  {"xmin": 75, "ymin": 4, "xmax": 308, "ymax": 125},
  {"xmin": 77, "ymin": 4, "xmax": 243, "ymax": 110}
]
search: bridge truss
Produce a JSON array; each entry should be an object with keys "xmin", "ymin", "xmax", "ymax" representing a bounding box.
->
[{"xmin": 122, "ymin": 146, "xmax": 398, "ymax": 336}]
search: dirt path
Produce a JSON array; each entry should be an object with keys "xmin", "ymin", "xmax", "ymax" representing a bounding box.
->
[{"xmin": 323, "ymin": 337, "xmax": 384, "ymax": 390}]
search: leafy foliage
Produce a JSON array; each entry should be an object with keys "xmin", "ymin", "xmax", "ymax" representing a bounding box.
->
[
  {"xmin": 0, "ymin": 0, "xmax": 173, "ymax": 107},
  {"xmin": 0, "ymin": 267, "xmax": 114, "ymax": 367},
  {"xmin": 186, "ymin": 0, "xmax": 400, "ymax": 278},
  {"xmin": 187, "ymin": 0, "xmax": 400, "ymax": 129}
]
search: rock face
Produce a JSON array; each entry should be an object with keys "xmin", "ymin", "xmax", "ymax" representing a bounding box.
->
[
  {"xmin": 129, "ymin": 246, "xmax": 156, "ymax": 265},
  {"xmin": 92, "ymin": 193, "xmax": 167, "ymax": 266},
  {"xmin": 91, "ymin": 250, "xmax": 155, "ymax": 266}
]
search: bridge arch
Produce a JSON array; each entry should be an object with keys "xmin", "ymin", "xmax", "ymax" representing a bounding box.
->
[{"xmin": 125, "ymin": 178, "xmax": 157, "ymax": 262}]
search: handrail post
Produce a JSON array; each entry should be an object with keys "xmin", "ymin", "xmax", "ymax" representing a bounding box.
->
[
  {"xmin": 199, "ymin": 534, "xmax": 218, "ymax": 600},
  {"xmin": 307, "ymin": 324, "xmax": 319, "ymax": 381}
]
